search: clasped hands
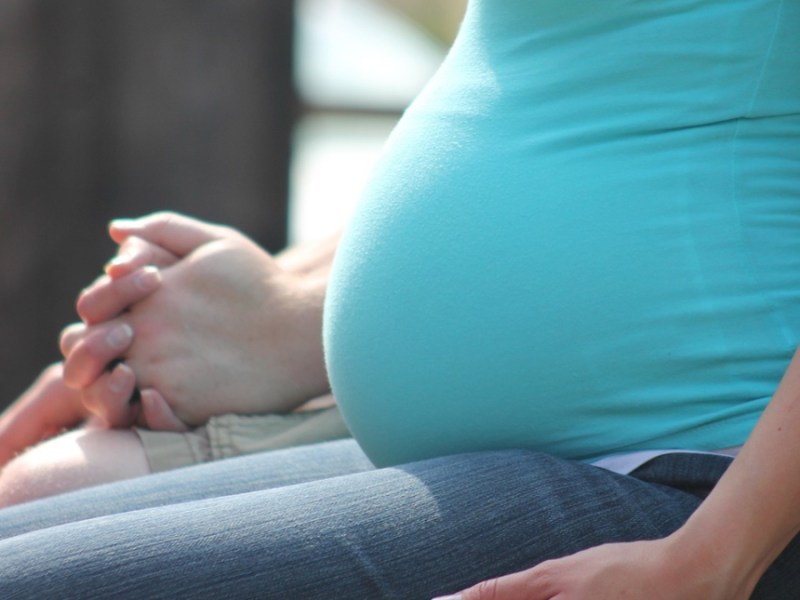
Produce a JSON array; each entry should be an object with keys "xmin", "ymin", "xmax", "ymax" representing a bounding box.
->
[{"xmin": 60, "ymin": 211, "xmax": 329, "ymax": 433}]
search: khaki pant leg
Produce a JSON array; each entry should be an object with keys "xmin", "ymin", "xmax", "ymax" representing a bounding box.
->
[{"xmin": 136, "ymin": 406, "xmax": 351, "ymax": 473}]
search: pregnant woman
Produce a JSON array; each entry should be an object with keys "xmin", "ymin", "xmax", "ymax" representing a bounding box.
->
[{"xmin": 0, "ymin": 0, "xmax": 798, "ymax": 598}]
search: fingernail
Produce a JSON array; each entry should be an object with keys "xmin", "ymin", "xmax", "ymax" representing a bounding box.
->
[
  {"xmin": 103, "ymin": 252, "xmax": 133, "ymax": 273},
  {"xmin": 106, "ymin": 324, "xmax": 133, "ymax": 349},
  {"xmin": 107, "ymin": 252, "xmax": 132, "ymax": 268},
  {"xmin": 108, "ymin": 363, "xmax": 130, "ymax": 393},
  {"xmin": 432, "ymin": 596, "xmax": 463, "ymax": 600},
  {"xmin": 134, "ymin": 266, "xmax": 161, "ymax": 290},
  {"xmin": 110, "ymin": 218, "xmax": 136, "ymax": 229}
]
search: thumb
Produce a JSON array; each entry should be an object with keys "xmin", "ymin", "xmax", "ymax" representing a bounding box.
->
[
  {"xmin": 139, "ymin": 389, "xmax": 189, "ymax": 432},
  {"xmin": 109, "ymin": 211, "xmax": 227, "ymax": 258}
]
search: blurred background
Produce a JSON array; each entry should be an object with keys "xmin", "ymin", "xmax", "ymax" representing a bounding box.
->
[{"xmin": 0, "ymin": 0, "xmax": 465, "ymax": 409}]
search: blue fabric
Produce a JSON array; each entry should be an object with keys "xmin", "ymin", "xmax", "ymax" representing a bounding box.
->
[
  {"xmin": 0, "ymin": 440, "xmax": 375, "ymax": 540},
  {"xmin": 1, "ymin": 441, "xmax": 797, "ymax": 599},
  {"xmin": 325, "ymin": 0, "xmax": 800, "ymax": 467}
]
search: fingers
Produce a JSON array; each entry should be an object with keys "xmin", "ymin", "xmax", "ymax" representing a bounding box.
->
[
  {"xmin": 62, "ymin": 321, "xmax": 134, "ymax": 390},
  {"xmin": 77, "ymin": 266, "xmax": 162, "ymax": 325},
  {"xmin": 109, "ymin": 211, "xmax": 227, "ymax": 258},
  {"xmin": 80, "ymin": 362, "xmax": 141, "ymax": 428},
  {"xmin": 104, "ymin": 236, "xmax": 179, "ymax": 280},
  {"xmin": 82, "ymin": 376, "xmax": 188, "ymax": 432},
  {"xmin": 139, "ymin": 389, "xmax": 189, "ymax": 432},
  {"xmin": 446, "ymin": 566, "xmax": 554, "ymax": 600},
  {"xmin": 59, "ymin": 322, "xmax": 87, "ymax": 357}
]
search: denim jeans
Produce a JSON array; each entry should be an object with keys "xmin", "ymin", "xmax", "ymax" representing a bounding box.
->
[{"xmin": 0, "ymin": 440, "xmax": 797, "ymax": 599}]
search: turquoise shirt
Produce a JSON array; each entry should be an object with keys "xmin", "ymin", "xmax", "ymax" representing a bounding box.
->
[{"xmin": 324, "ymin": 0, "xmax": 800, "ymax": 467}]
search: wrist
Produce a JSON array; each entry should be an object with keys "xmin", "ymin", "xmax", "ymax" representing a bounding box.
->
[
  {"xmin": 274, "ymin": 273, "xmax": 330, "ymax": 404},
  {"xmin": 663, "ymin": 516, "xmax": 767, "ymax": 600},
  {"xmin": 274, "ymin": 232, "xmax": 340, "ymax": 276}
]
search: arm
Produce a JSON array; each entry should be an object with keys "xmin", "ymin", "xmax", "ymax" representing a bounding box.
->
[
  {"xmin": 274, "ymin": 230, "xmax": 341, "ymax": 276},
  {"xmin": 449, "ymin": 349, "xmax": 800, "ymax": 600},
  {"xmin": 666, "ymin": 347, "xmax": 800, "ymax": 595},
  {"xmin": 0, "ymin": 426, "xmax": 150, "ymax": 508},
  {"xmin": 0, "ymin": 364, "xmax": 88, "ymax": 469}
]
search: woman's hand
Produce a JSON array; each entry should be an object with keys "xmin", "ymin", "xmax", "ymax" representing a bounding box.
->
[
  {"xmin": 0, "ymin": 364, "xmax": 90, "ymax": 468},
  {"xmin": 60, "ymin": 320, "xmax": 185, "ymax": 431},
  {"xmin": 0, "ymin": 232, "xmax": 183, "ymax": 458},
  {"xmin": 56, "ymin": 233, "xmax": 184, "ymax": 430},
  {"xmin": 77, "ymin": 234, "xmax": 180, "ymax": 326},
  {"xmin": 441, "ymin": 535, "xmax": 754, "ymax": 600},
  {"xmin": 441, "ymin": 349, "xmax": 800, "ymax": 600},
  {"xmin": 63, "ymin": 212, "xmax": 330, "ymax": 429}
]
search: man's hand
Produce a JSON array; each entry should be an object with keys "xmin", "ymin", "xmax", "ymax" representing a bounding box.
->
[{"xmin": 63, "ymin": 212, "xmax": 330, "ymax": 429}]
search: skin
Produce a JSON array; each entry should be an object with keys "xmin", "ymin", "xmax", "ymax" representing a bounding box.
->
[
  {"xmin": 0, "ymin": 236, "xmax": 182, "ymax": 506},
  {"xmin": 63, "ymin": 212, "xmax": 333, "ymax": 428},
  {"xmin": 0, "ymin": 236, "xmax": 177, "ymax": 471},
  {"xmin": 0, "ymin": 213, "xmax": 339, "ymax": 507},
  {"xmin": 437, "ymin": 349, "xmax": 800, "ymax": 599},
  {"xmin": 0, "ymin": 426, "xmax": 150, "ymax": 508}
]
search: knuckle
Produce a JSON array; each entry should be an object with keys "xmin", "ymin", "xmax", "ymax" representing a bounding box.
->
[
  {"xmin": 153, "ymin": 248, "xmax": 176, "ymax": 268},
  {"xmin": 153, "ymin": 210, "xmax": 179, "ymax": 219},
  {"xmin": 80, "ymin": 383, "xmax": 103, "ymax": 413},
  {"xmin": 77, "ymin": 274, "xmax": 107, "ymax": 301},
  {"xmin": 215, "ymin": 223, "xmax": 237, "ymax": 239},
  {"xmin": 59, "ymin": 323, "xmax": 86, "ymax": 356},
  {"xmin": 152, "ymin": 210, "xmax": 180, "ymax": 230},
  {"xmin": 472, "ymin": 578, "xmax": 501, "ymax": 600},
  {"xmin": 139, "ymin": 244, "xmax": 158, "ymax": 265},
  {"xmin": 67, "ymin": 339, "xmax": 112, "ymax": 388},
  {"xmin": 60, "ymin": 361, "xmax": 82, "ymax": 389},
  {"xmin": 75, "ymin": 290, "xmax": 96, "ymax": 319},
  {"xmin": 533, "ymin": 559, "xmax": 557, "ymax": 581},
  {"xmin": 85, "ymin": 334, "xmax": 112, "ymax": 361},
  {"xmin": 60, "ymin": 321, "xmax": 85, "ymax": 340},
  {"xmin": 41, "ymin": 362, "xmax": 65, "ymax": 381},
  {"xmin": 82, "ymin": 379, "xmax": 125, "ymax": 425},
  {"xmin": 77, "ymin": 280, "xmax": 114, "ymax": 322},
  {"xmin": 118, "ymin": 236, "xmax": 137, "ymax": 253},
  {"xmin": 107, "ymin": 275, "xmax": 132, "ymax": 302}
]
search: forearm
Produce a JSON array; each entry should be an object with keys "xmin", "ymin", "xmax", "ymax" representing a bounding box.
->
[
  {"xmin": 269, "ymin": 234, "xmax": 339, "ymax": 404},
  {"xmin": 278, "ymin": 270, "xmax": 331, "ymax": 405},
  {"xmin": 668, "ymin": 348, "xmax": 800, "ymax": 595},
  {"xmin": 275, "ymin": 230, "xmax": 341, "ymax": 276}
]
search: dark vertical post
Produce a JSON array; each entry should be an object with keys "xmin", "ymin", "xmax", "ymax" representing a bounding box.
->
[{"xmin": 0, "ymin": 0, "xmax": 296, "ymax": 408}]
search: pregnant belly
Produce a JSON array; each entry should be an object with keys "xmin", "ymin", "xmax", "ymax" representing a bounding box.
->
[
  {"xmin": 323, "ymin": 123, "xmax": 708, "ymax": 467},
  {"xmin": 323, "ymin": 0, "xmax": 795, "ymax": 466}
]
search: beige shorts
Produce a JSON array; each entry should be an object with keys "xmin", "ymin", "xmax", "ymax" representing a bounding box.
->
[{"xmin": 135, "ymin": 405, "xmax": 351, "ymax": 473}]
